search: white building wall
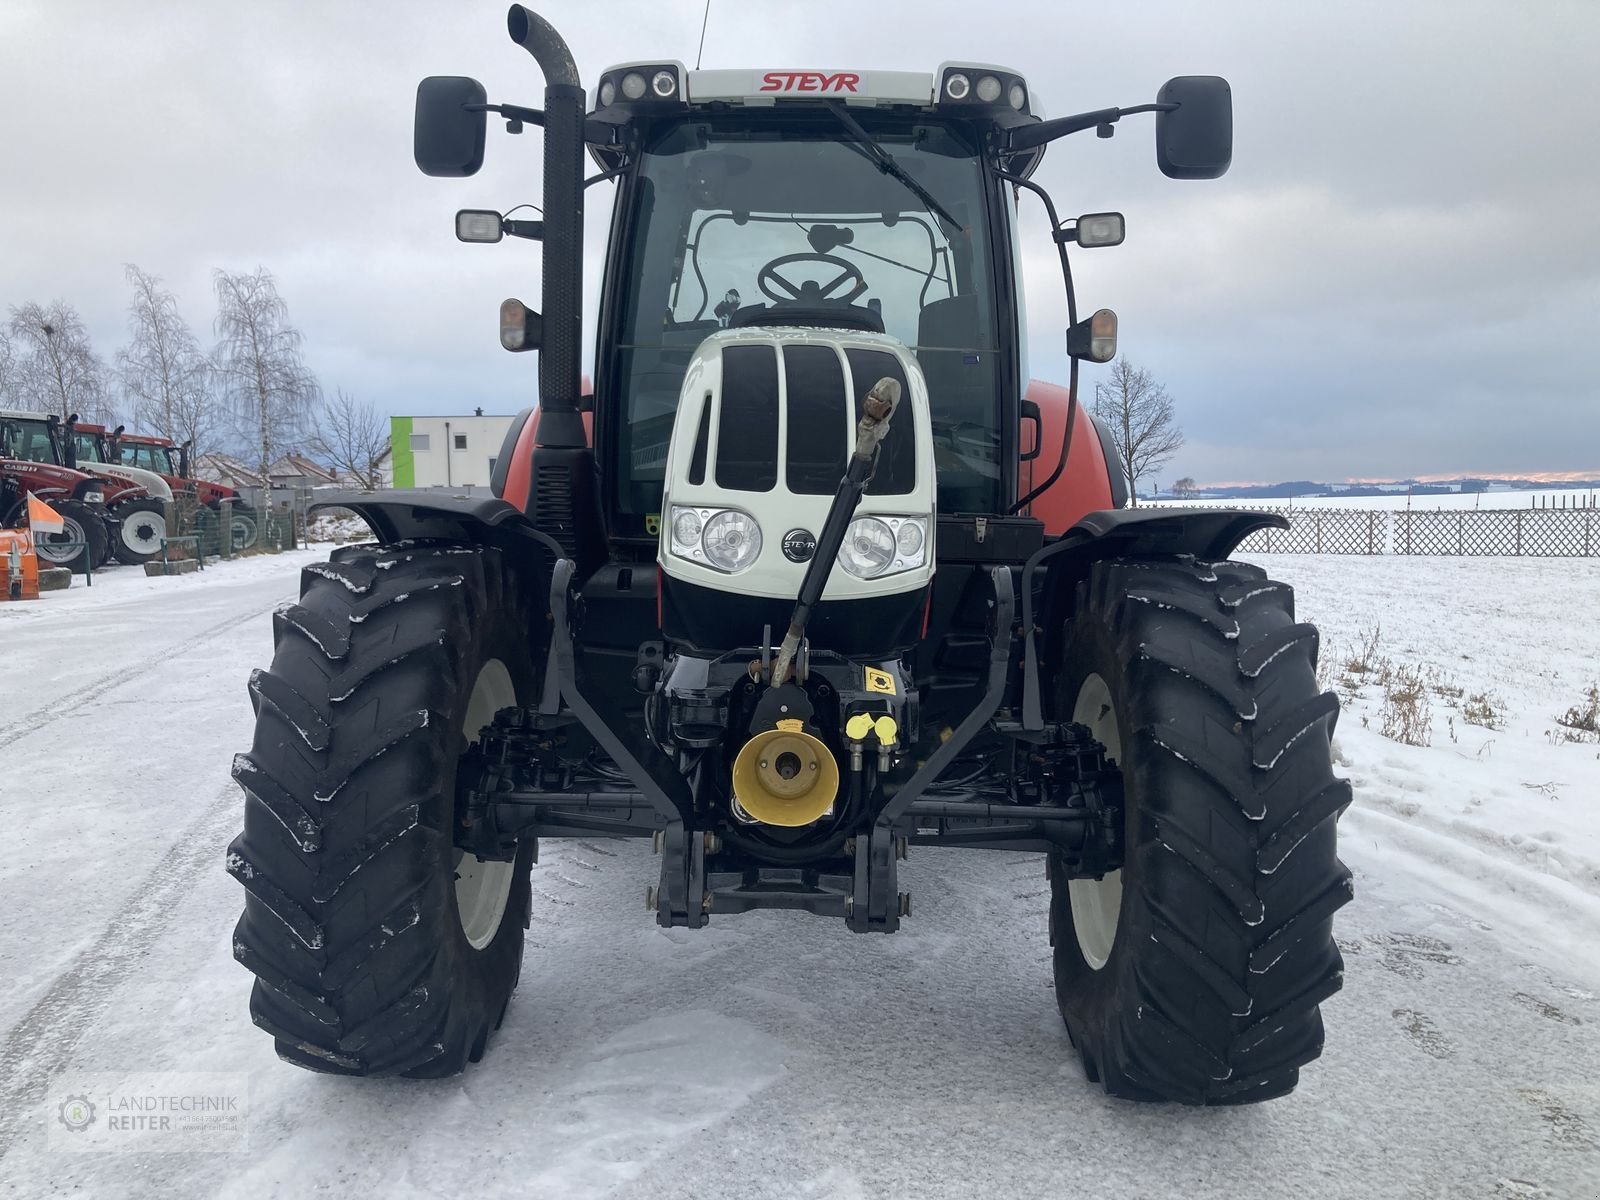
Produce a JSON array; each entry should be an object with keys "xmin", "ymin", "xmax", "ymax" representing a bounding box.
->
[{"xmin": 399, "ymin": 414, "xmax": 515, "ymax": 490}]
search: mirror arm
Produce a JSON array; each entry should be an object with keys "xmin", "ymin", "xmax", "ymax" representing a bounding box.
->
[
  {"xmin": 464, "ymin": 101, "xmax": 544, "ymax": 125},
  {"xmin": 1007, "ymin": 101, "xmax": 1177, "ymax": 152}
]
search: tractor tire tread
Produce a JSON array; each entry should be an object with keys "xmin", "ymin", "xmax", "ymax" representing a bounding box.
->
[
  {"xmin": 228, "ymin": 541, "xmax": 536, "ymax": 1077},
  {"xmin": 1051, "ymin": 555, "xmax": 1350, "ymax": 1105}
]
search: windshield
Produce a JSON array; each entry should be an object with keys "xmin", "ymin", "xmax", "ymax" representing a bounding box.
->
[
  {"xmin": 0, "ymin": 417, "xmax": 62, "ymax": 465},
  {"xmin": 122, "ymin": 442, "xmax": 176, "ymax": 473},
  {"xmin": 74, "ymin": 433, "xmax": 105, "ymax": 463},
  {"xmin": 609, "ymin": 116, "xmax": 1003, "ymax": 517}
]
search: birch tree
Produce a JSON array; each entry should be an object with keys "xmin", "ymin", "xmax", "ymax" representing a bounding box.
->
[
  {"xmin": 0, "ymin": 330, "xmax": 16, "ymax": 406},
  {"xmin": 311, "ymin": 389, "xmax": 390, "ymax": 489},
  {"xmin": 1090, "ymin": 358, "xmax": 1185, "ymax": 507},
  {"xmin": 7, "ymin": 301, "xmax": 111, "ymax": 421},
  {"xmin": 117, "ymin": 264, "xmax": 216, "ymax": 454},
  {"xmin": 211, "ymin": 268, "xmax": 321, "ymax": 478}
]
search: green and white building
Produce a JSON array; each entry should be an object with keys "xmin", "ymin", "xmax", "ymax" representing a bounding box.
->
[{"xmin": 388, "ymin": 412, "xmax": 516, "ymax": 490}]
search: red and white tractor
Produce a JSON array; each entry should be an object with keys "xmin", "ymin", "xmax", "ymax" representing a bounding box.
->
[{"xmin": 229, "ymin": 7, "xmax": 1349, "ymax": 1103}]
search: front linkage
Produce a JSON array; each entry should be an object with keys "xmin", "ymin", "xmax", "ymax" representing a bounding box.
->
[{"xmin": 456, "ymin": 559, "xmax": 1126, "ymax": 933}]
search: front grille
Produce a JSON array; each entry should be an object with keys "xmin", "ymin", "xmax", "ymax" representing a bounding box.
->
[
  {"xmin": 783, "ymin": 345, "xmax": 849, "ymax": 494},
  {"xmin": 714, "ymin": 344, "xmax": 779, "ymax": 492}
]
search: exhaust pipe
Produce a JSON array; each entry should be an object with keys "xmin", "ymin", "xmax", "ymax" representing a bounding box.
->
[{"xmin": 507, "ymin": 5, "xmax": 586, "ymax": 450}]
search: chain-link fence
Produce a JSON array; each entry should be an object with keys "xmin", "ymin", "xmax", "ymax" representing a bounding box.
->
[
  {"xmin": 169, "ymin": 498, "xmax": 297, "ymax": 561},
  {"xmin": 1229, "ymin": 504, "xmax": 1600, "ymax": 557}
]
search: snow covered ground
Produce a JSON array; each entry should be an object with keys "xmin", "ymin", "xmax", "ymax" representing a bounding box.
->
[{"xmin": 1, "ymin": 549, "xmax": 1597, "ymax": 1198}]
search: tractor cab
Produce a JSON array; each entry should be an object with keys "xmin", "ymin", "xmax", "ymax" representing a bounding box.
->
[
  {"xmin": 586, "ymin": 66, "xmax": 1035, "ymax": 527},
  {"xmin": 119, "ymin": 433, "xmax": 181, "ymax": 477}
]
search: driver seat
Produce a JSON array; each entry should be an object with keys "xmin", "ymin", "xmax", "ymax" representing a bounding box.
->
[{"xmin": 728, "ymin": 298, "xmax": 885, "ymax": 334}]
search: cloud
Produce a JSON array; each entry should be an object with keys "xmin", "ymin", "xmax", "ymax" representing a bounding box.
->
[{"xmin": 2, "ymin": 0, "xmax": 1596, "ymax": 483}]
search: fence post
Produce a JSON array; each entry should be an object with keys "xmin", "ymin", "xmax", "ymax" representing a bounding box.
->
[
  {"xmin": 1515, "ymin": 510, "xmax": 1523, "ymax": 557},
  {"xmin": 1314, "ymin": 512, "xmax": 1322, "ymax": 554},
  {"xmin": 1457, "ymin": 513, "xmax": 1464, "ymax": 556}
]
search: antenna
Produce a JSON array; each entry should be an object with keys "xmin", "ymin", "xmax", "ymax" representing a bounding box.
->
[{"xmin": 696, "ymin": 0, "xmax": 711, "ymax": 70}]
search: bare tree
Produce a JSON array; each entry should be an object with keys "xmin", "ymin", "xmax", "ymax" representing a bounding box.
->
[
  {"xmin": 7, "ymin": 301, "xmax": 111, "ymax": 421},
  {"xmin": 1090, "ymin": 358, "xmax": 1185, "ymax": 507},
  {"xmin": 311, "ymin": 389, "xmax": 390, "ymax": 489},
  {"xmin": 0, "ymin": 329, "xmax": 16, "ymax": 407},
  {"xmin": 211, "ymin": 268, "xmax": 321, "ymax": 479},
  {"xmin": 1172, "ymin": 476, "xmax": 1199, "ymax": 499},
  {"xmin": 117, "ymin": 264, "xmax": 217, "ymax": 455}
]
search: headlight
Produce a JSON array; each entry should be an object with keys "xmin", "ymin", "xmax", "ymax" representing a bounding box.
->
[
  {"xmin": 702, "ymin": 510, "xmax": 762, "ymax": 572},
  {"xmin": 621, "ymin": 71, "xmax": 647, "ymax": 101},
  {"xmin": 83, "ymin": 489, "xmax": 105, "ymax": 504},
  {"xmin": 839, "ymin": 516, "xmax": 928, "ymax": 579},
  {"xmin": 839, "ymin": 517, "xmax": 895, "ymax": 579},
  {"xmin": 671, "ymin": 508, "xmax": 702, "ymax": 550},
  {"xmin": 668, "ymin": 505, "xmax": 763, "ymax": 574}
]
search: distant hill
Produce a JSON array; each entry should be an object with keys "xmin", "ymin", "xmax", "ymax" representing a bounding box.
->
[{"xmin": 1175, "ymin": 476, "xmax": 1600, "ymax": 500}]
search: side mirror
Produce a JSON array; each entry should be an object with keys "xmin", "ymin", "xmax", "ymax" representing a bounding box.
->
[
  {"xmin": 414, "ymin": 76, "xmax": 489, "ymax": 177},
  {"xmin": 1155, "ymin": 76, "xmax": 1232, "ymax": 180}
]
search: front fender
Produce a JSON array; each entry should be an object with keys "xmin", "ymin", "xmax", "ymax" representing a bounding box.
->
[
  {"xmin": 1063, "ymin": 505, "xmax": 1285, "ymax": 562},
  {"xmin": 1019, "ymin": 506, "xmax": 1289, "ymax": 730},
  {"xmin": 310, "ymin": 489, "xmax": 566, "ymax": 558}
]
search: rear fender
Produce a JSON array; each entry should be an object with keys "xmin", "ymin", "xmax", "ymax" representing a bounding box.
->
[{"xmin": 1020, "ymin": 506, "xmax": 1289, "ymax": 730}]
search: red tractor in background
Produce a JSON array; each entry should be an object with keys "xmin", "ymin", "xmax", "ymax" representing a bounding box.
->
[
  {"xmin": 230, "ymin": 6, "xmax": 1350, "ymax": 1104},
  {"xmin": 118, "ymin": 431, "xmax": 261, "ymax": 551},
  {"xmin": 63, "ymin": 419, "xmax": 173, "ymax": 565},
  {"xmin": 0, "ymin": 411, "xmax": 164, "ymax": 570}
]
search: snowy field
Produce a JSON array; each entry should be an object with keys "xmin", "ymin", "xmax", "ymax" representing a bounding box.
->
[{"xmin": 1, "ymin": 548, "xmax": 1598, "ymax": 1198}]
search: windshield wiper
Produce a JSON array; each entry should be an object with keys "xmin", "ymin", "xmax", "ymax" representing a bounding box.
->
[{"xmin": 822, "ymin": 100, "xmax": 965, "ymax": 235}]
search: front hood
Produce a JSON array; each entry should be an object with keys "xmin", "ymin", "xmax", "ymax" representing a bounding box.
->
[
  {"xmin": 93, "ymin": 463, "xmax": 173, "ymax": 501},
  {"xmin": 1, "ymin": 458, "xmax": 95, "ymax": 498}
]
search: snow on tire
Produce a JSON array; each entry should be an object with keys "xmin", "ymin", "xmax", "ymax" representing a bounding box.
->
[
  {"xmin": 1049, "ymin": 556, "xmax": 1352, "ymax": 1104},
  {"xmin": 227, "ymin": 542, "xmax": 540, "ymax": 1076}
]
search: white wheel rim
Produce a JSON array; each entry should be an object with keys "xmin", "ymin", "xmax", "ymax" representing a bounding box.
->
[
  {"xmin": 121, "ymin": 510, "xmax": 165, "ymax": 553},
  {"xmin": 454, "ymin": 658, "xmax": 517, "ymax": 950},
  {"xmin": 1068, "ymin": 672, "xmax": 1124, "ymax": 971}
]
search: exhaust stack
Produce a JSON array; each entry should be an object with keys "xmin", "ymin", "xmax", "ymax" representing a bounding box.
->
[{"xmin": 506, "ymin": 5, "xmax": 586, "ymax": 450}]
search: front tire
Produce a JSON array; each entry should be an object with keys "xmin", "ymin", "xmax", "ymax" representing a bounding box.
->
[
  {"xmin": 33, "ymin": 500, "xmax": 107, "ymax": 573},
  {"xmin": 1049, "ymin": 557, "xmax": 1352, "ymax": 1104},
  {"xmin": 227, "ymin": 542, "xmax": 539, "ymax": 1076},
  {"xmin": 111, "ymin": 498, "xmax": 167, "ymax": 565}
]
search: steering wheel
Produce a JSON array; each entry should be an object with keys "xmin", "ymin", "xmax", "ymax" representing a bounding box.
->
[{"xmin": 757, "ymin": 253, "xmax": 869, "ymax": 306}]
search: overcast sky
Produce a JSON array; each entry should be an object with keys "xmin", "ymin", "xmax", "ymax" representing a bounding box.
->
[{"xmin": 3, "ymin": 0, "xmax": 1597, "ymax": 484}]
